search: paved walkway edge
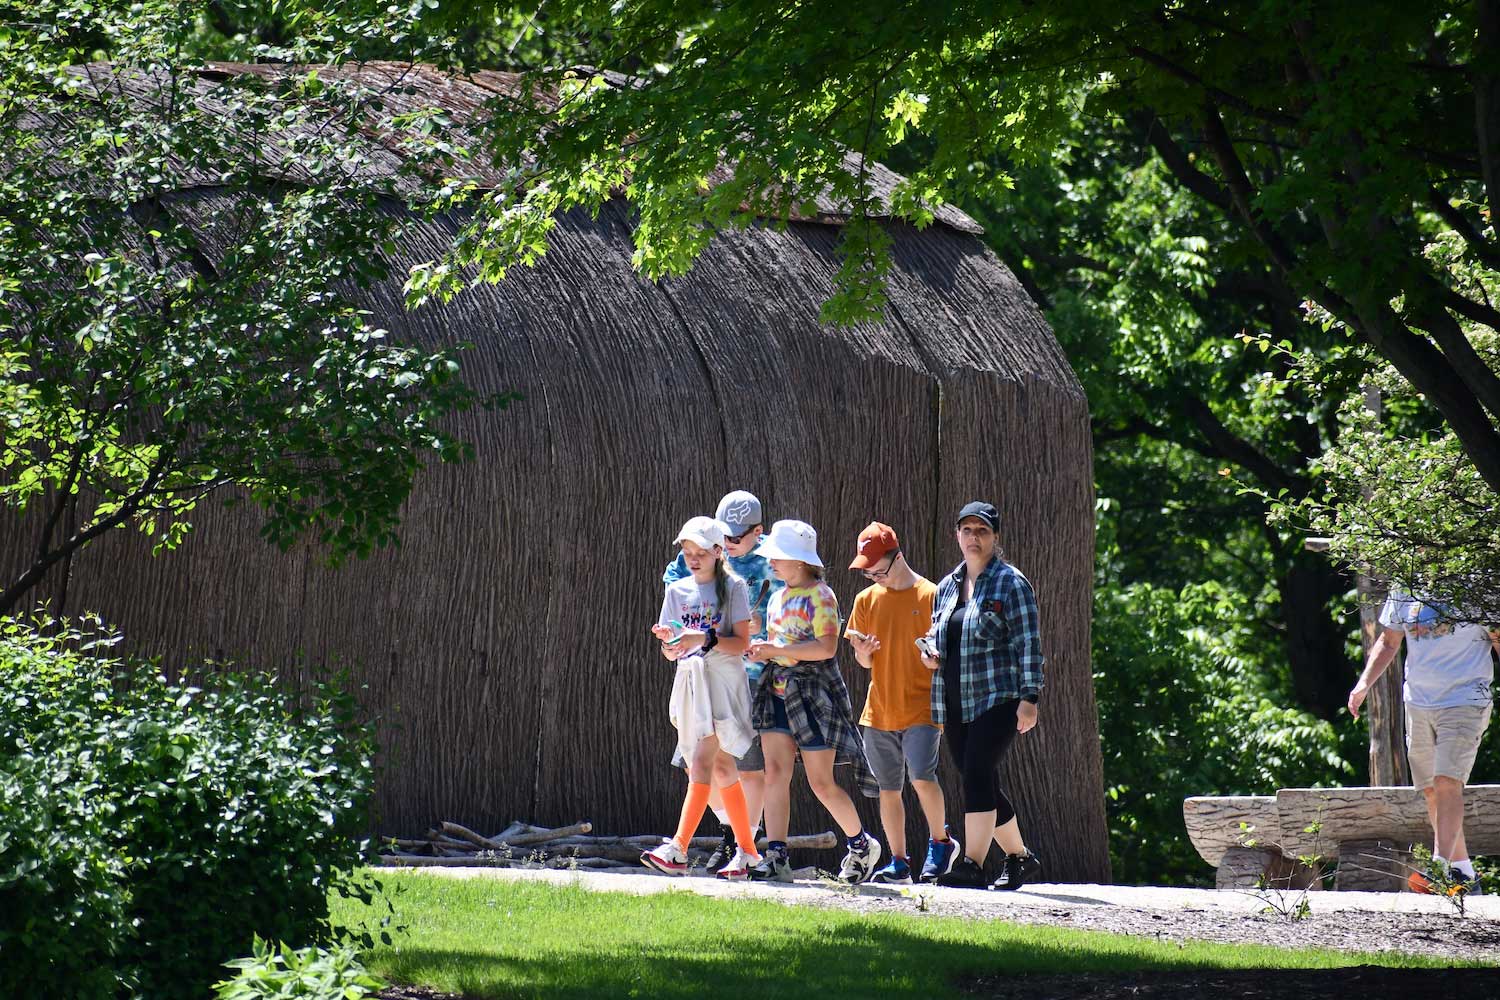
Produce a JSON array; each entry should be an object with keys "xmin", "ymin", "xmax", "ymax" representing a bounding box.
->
[{"xmin": 394, "ymin": 865, "xmax": 1500, "ymax": 920}]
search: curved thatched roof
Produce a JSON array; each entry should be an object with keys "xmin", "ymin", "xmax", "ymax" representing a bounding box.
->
[{"xmin": 7, "ymin": 63, "xmax": 1107, "ymax": 881}]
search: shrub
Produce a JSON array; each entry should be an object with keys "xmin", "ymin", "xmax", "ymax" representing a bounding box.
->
[
  {"xmin": 0, "ymin": 615, "xmax": 380, "ymax": 999},
  {"xmin": 214, "ymin": 936, "xmax": 385, "ymax": 1000},
  {"xmin": 1094, "ymin": 583, "xmax": 1353, "ymax": 885},
  {"xmin": 0, "ymin": 752, "xmax": 128, "ymax": 1000}
]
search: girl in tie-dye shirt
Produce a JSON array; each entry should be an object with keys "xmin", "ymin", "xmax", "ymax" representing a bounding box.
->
[{"xmin": 745, "ymin": 520, "xmax": 881, "ymax": 884}]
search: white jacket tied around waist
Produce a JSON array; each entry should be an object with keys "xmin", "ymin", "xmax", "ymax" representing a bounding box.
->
[{"xmin": 668, "ymin": 652, "xmax": 755, "ymax": 763}]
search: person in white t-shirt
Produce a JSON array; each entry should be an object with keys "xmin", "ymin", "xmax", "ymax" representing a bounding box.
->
[
  {"xmin": 640, "ymin": 517, "xmax": 764, "ymax": 879},
  {"xmin": 1348, "ymin": 592, "xmax": 1495, "ymax": 893}
]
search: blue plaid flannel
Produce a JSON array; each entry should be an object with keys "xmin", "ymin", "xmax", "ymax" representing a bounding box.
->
[{"xmin": 928, "ymin": 557, "xmax": 1045, "ymax": 724}]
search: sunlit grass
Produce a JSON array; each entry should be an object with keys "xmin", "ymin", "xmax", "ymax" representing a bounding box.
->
[{"xmin": 331, "ymin": 871, "xmax": 1475, "ymax": 999}]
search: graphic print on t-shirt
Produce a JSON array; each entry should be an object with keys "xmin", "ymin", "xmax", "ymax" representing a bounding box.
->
[{"xmin": 658, "ymin": 575, "xmax": 751, "ymax": 670}]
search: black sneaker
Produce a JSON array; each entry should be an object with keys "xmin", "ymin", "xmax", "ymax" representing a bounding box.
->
[
  {"xmin": 704, "ymin": 825, "xmax": 736, "ymax": 874},
  {"xmin": 748, "ymin": 847, "xmax": 793, "ymax": 883},
  {"xmin": 991, "ymin": 849, "xmax": 1041, "ymax": 891},
  {"xmin": 934, "ymin": 855, "xmax": 987, "ymax": 889}
]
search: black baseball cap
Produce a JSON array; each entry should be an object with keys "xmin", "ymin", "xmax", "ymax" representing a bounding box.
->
[{"xmin": 955, "ymin": 501, "xmax": 1000, "ymax": 532}]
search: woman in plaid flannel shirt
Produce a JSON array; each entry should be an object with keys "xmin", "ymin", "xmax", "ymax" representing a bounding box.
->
[{"xmin": 919, "ymin": 501, "xmax": 1045, "ymax": 891}]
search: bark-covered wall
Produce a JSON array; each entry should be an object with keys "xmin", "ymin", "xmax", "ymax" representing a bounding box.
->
[{"xmin": 3, "ymin": 195, "xmax": 1109, "ymax": 881}]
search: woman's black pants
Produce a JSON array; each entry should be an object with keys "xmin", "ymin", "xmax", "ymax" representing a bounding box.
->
[{"xmin": 944, "ymin": 698, "xmax": 1019, "ymax": 823}]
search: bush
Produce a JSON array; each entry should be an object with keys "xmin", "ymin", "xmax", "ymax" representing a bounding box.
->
[
  {"xmin": 1094, "ymin": 583, "xmax": 1353, "ymax": 885},
  {"xmin": 0, "ymin": 753, "xmax": 128, "ymax": 999},
  {"xmin": 0, "ymin": 616, "xmax": 380, "ymax": 999}
]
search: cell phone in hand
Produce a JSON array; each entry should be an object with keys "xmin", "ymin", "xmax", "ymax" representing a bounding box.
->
[
  {"xmin": 914, "ymin": 636, "xmax": 937, "ymax": 658},
  {"xmin": 845, "ymin": 628, "xmax": 871, "ymax": 643}
]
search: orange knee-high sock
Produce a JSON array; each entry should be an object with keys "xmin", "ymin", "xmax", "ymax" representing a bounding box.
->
[
  {"xmin": 673, "ymin": 781, "xmax": 713, "ymax": 849},
  {"xmin": 718, "ymin": 781, "xmax": 761, "ymax": 860}
]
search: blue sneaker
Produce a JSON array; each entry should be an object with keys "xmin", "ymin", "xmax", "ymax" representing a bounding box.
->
[
  {"xmin": 920, "ymin": 830, "xmax": 961, "ymax": 883},
  {"xmin": 872, "ymin": 856, "xmax": 912, "ymax": 884}
]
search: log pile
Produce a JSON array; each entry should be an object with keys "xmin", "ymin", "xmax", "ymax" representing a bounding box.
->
[{"xmin": 378, "ymin": 820, "xmax": 837, "ymax": 875}]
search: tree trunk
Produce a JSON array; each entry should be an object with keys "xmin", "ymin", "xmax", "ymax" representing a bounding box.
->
[
  {"xmin": 1278, "ymin": 549, "xmax": 1355, "ymax": 720},
  {"xmin": 1356, "ymin": 386, "xmax": 1408, "ymax": 787}
]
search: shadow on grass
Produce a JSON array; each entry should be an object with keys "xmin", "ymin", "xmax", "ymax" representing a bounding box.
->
[{"xmin": 373, "ymin": 916, "xmax": 1319, "ymax": 1000}]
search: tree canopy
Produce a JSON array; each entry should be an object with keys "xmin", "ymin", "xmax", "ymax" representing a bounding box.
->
[
  {"xmin": 0, "ymin": 2, "xmax": 500, "ymax": 613},
  {"xmin": 389, "ymin": 0, "xmax": 1500, "ymax": 610}
]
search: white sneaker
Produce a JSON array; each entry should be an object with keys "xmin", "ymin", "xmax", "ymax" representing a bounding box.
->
[
  {"xmin": 640, "ymin": 839, "xmax": 689, "ymax": 875},
  {"xmin": 838, "ymin": 834, "xmax": 882, "ymax": 884},
  {"xmin": 715, "ymin": 848, "xmax": 759, "ymax": 880}
]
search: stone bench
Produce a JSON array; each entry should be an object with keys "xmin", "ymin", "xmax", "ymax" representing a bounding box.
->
[{"xmin": 1183, "ymin": 786, "xmax": 1500, "ymax": 891}]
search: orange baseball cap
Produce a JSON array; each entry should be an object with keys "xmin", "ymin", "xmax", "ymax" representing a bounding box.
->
[{"xmin": 849, "ymin": 521, "xmax": 900, "ymax": 569}]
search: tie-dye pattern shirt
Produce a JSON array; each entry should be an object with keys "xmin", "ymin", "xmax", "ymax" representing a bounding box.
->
[{"xmin": 765, "ymin": 581, "xmax": 841, "ymax": 697}]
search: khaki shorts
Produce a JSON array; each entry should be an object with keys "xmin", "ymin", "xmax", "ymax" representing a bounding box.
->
[{"xmin": 1406, "ymin": 703, "xmax": 1492, "ymax": 789}]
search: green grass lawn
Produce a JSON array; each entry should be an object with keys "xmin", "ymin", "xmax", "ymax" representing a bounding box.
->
[{"xmin": 331, "ymin": 872, "xmax": 1467, "ymax": 1000}]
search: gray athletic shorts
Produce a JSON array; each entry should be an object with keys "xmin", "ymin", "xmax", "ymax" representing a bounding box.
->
[
  {"xmin": 862, "ymin": 724, "xmax": 941, "ymax": 791},
  {"xmin": 1406, "ymin": 703, "xmax": 1492, "ymax": 789}
]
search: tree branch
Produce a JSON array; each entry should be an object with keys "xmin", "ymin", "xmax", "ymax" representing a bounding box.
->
[
  {"xmin": 1093, "ymin": 393, "xmax": 1306, "ymax": 497},
  {"xmin": 1475, "ymin": 0, "xmax": 1500, "ymax": 226},
  {"xmin": 1131, "ymin": 110, "xmax": 1235, "ymax": 214},
  {"xmin": 1126, "ymin": 44, "xmax": 1299, "ymax": 127},
  {"xmin": 1404, "ymin": 286, "xmax": 1500, "ymax": 422},
  {"xmin": 1426, "ymin": 187, "xmax": 1500, "ymax": 270},
  {"xmin": 1434, "ymin": 281, "xmax": 1500, "ymax": 334},
  {"xmin": 1196, "ymin": 100, "xmax": 1300, "ymax": 275},
  {"xmin": 0, "ymin": 438, "xmax": 178, "ymax": 615},
  {"xmin": 1178, "ymin": 395, "xmax": 1307, "ymax": 496}
]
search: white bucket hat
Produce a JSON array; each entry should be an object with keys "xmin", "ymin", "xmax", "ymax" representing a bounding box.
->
[
  {"xmin": 758, "ymin": 519, "xmax": 823, "ymax": 568},
  {"xmin": 673, "ymin": 515, "xmax": 725, "ymax": 551}
]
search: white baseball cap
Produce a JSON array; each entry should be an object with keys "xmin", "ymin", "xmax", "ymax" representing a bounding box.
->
[
  {"xmin": 674, "ymin": 515, "xmax": 725, "ymax": 551},
  {"xmin": 758, "ymin": 519, "xmax": 823, "ymax": 568}
]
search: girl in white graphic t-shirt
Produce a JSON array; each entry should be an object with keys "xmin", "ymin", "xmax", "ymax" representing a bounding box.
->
[{"xmin": 640, "ymin": 516, "xmax": 763, "ymax": 879}]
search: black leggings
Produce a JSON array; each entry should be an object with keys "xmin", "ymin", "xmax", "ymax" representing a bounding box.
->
[{"xmin": 944, "ymin": 698, "xmax": 1019, "ymax": 822}]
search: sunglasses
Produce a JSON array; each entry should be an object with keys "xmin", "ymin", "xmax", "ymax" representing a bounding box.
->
[{"xmin": 725, "ymin": 527, "xmax": 759, "ymax": 544}]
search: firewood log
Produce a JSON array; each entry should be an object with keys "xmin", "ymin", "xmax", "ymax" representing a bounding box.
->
[
  {"xmin": 379, "ymin": 855, "xmax": 517, "ymax": 868},
  {"xmin": 440, "ymin": 821, "xmax": 509, "ymax": 851},
  {"xmin": 501, "ymin": 821, "xmax": 594, "ymax": 847}
]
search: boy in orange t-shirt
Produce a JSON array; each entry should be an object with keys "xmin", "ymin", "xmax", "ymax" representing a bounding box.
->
[{"xmin": 844, "ymin": 522, "xmax": 959, "ymax": 884}]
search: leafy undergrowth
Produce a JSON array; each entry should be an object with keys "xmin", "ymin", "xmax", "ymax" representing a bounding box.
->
[{"xmin": 331, "ymin": 873, "xmax": 1467, "ymax": 1000}]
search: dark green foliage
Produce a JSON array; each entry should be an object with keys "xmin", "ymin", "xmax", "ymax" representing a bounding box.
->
[
  {"xmin": 0, "ymin": 616, "xmax": 380, "ymax": 999},
  {"xmin": 0, "ymin": 750, "xmax": 128, "ymax": 999},
  {"xmin": 1094, "ymin": 581, "xmax": 1352, "ymax": 885}
]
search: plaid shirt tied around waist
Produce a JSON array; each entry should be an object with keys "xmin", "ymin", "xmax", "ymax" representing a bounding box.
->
[
  {"xmin": 751, "ymin": 659, "xmax": 879, "ymax": 799},
  {"xmin": 929, "ymin": 556, "xmax": 1045, "ymax": 725}
]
